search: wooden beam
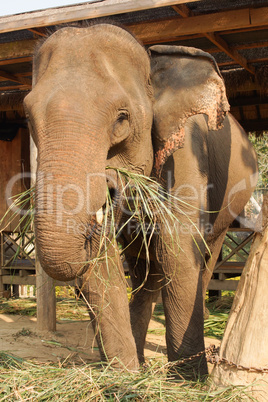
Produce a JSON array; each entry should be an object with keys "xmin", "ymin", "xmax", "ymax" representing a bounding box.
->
[
  {"xmin": 222, "ymin": 25, "xmax": 268, "ymax": 36},
  {"xmin": 238, "ymin": 119, "xmax": 268, "ymax": 132},
  {"xmin": 219, "ymin": 57, "xmax": 268, "ymax": 67},
  {"xmin": 128, "ymin": 7, "xmax": 268, "ymax": 44},
  {"xmin": 172, "ymin": 4, "xmax": 192, "ymax": 18},
  {"xmin": 0, "ymin": 69, "xmax": 21, "ymax": 82},
  {"xmin": 208, "ymin": 279, "xmax": 238, "ymax": 291},
  {"xmin": 239, "ymin": 106, "xmax": 246, "ymax": 122},
  {"xmin": 204, "ymin": 32, "xmax": 255, "ymax": 74},
  {"xmin": 28, "ymin": 28, "xmax": 47, "ymax": 37},
  {"xmin": 2, "ymin": 275, "xmax": 36, "ymax": 286},
  {"xmin": 256, "ymin": 104, "xmax": 262, "ymax": 121},
  {"xmin": 230, "ymin": 96, "xmax": 268, "ymax": 107},
  {"xmin": 250, "ymin": 6, "xmax": 268, "ymax": 26},
  {"xmin": 0, "ymin": 92, "xmax": 28, "ymax": 111},
  {"xmin": 232, "ymin": 41, "xmax": 268, "ymax": 51},
  {"xmin": 172, "ymin": 4, "xmax": 255, "ymax": 75},
  {"xmin": 0, "ymin": 84, "xmax": 29, "ymax": 91},
  {"xmin": 0, "ymin": 0, "xmax": 201, "ymax": 34},
  {"xmin": 0, "ymin": 8, "xmax": 266, "ymax": 63},
  {"xmin": 216, "ymin": 232, "xmax": 255, "ymax": 269},
  {"xmin": 0, "ymin": 39, "xmax": 35, "ymax": 61},
  {"xmin": 155, "ymin": 24, "xmax": 267, "ymax": 46},
  {"xmin": 0, "ymin": 57, "xmax": 32, "ymax": 66},
  {"xmin": 0, "ymin": 69, "xmax": 31, "ymax": 87},
  {"xmin": 135, "ymin": 29, "xmax": 268, "ymax": 48},
  {"xmin": 18, "ymin": 72, "xmax": 32, "ymax": 78},
  {"xmin": 214, "ymin": 261, "xmax": 245, "ymax": 273},
  {"xmin": 142, "ymin": 32, "xmax": 203, "ymax": 45},
  {"xmin": 205, "ymin": 41, "xmax": 268, "ymax": 55}
]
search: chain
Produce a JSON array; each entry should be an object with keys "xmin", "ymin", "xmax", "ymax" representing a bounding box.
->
[
  {"xmin": 172, "ymin": 345, "xmax": 215, "ymax": 367},
  {"xmin": 175, "ymin": 345, "xmax": 268, "ymax": 374}
]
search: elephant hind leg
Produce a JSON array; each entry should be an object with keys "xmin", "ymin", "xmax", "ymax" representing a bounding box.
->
[{"xmin": 127, "ymin": 257, "xmax": 164, "ymax": 363}]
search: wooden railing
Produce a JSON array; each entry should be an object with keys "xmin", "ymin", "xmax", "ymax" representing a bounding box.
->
[
  {"xmin": 0, "ymin": 228, "xmax": 255, "ymax": 297},
  {"xmin": 208, "ymin": 228, "xmax": 254, "ymax": 293},
  {"xmin": 0, "ymin": 231, "xmax": 36, "ymax": 296}
]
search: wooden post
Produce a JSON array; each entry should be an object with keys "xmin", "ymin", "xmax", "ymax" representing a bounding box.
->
[
  {"xmin": 0, "ymin": 276, "xmax": 3, "ymax": 298},
  {"xmin": 36, "ymin": 258, "xmax": 56, "ymax": 331},
  {"xmin": 12, "ymin": 284, "xmax": 20, "ymax": 298},
  {"xmin": 31, "ymin": 136, "xmax": 56, "ymax": 332},
  {"xmin": 212, "ymin": 194, "xmax": 268, "ymax": 401},
  {"xmin": 0, "ymin": 232, "xmax": 3, "ymax": 297}
]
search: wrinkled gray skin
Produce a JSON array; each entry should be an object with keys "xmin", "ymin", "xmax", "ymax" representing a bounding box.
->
[{"xmin": 24, "ymin": 24, "xmax": 258, "ymax": 379}]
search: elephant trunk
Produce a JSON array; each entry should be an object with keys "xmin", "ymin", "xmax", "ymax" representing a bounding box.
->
[{"xmin": 35, "ymin": 120, "xmax": 109, "ymax": 282}]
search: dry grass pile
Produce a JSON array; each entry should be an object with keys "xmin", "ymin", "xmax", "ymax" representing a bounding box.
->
[{"xmin": 0, "ymin": 352, "xmax": 254, "ymax": 401}]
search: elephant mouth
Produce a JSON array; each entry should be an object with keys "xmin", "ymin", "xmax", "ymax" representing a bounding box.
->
[
  {"xmin": 82, "ymin": 183, "xmax": 121, "ymax": 262},
  {"xmin": 84, "ymin": 208, "xmax": 105, "ymax": 241}
]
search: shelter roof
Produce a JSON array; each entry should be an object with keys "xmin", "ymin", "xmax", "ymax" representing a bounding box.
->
[{"xmin": 0, "ymin": 0, "xmax": 267, "ymax": 133}]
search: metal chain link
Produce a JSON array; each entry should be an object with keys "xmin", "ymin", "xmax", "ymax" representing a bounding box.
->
[
  {"xmin": 175, "ymin": 345, "xmax": 268, "ymax": 374},
  {"xmin": 207, "ymin": 345, "xmax": 268, "ymax": 373},
  {"xmin": 173, "ymin": 344, "xmax": 215, "ymax": 366}
]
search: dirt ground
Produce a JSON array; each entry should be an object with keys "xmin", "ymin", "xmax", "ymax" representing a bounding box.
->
[{"xmin": 0, "ymin": 312, "xmax": 220, "ymax": 371}]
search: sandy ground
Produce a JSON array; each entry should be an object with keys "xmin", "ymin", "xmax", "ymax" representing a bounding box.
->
[{"xmin": 0, "ymin": 313, "xmax": 220, "ymax": 370}]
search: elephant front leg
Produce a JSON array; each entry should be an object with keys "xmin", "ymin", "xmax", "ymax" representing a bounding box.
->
[
  {"xmin": 156, "ymin": 236, "xmax": 208, "ymax": 380},
  {"xmin": 81, "ymin": 246, "xmax": 139, "ymax": 370}
]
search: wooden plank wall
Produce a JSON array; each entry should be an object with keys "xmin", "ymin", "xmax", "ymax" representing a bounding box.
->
[{"xmin": 0, "ymin": 127, "xmax": 30, "ymax": 231}]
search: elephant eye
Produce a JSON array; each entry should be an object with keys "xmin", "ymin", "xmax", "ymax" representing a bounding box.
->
[
  {"xmin": 111, "ymin": 110, "xmax": 130, "ymax": 145},
  {"xmin": 117, "ymin": 110, "xmax": 129, "ymax": 123}
]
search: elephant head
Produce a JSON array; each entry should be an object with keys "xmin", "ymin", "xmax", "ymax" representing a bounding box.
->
[
  {"xmin": 24, "ymin": 25, "xmax": 154, "ymax": 281},
  {"xmin": 24, "ymin": 24, "xmax": 229, "ymax": 282}
]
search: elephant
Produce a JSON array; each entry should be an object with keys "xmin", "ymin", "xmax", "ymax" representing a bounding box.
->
[{"xmin": 24, "ymin": 23, "xmax": 258, "ymax": 379}]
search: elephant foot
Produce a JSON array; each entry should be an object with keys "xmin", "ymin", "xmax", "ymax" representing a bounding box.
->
[{"xmin": 168, "ymin": 355, "xmax": 208, "ymax": 381}]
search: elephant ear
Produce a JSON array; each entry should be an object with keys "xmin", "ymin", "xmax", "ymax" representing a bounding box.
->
[{"xmin": 149, "ymin": 45, "xmax": 230, "ymax": 176}]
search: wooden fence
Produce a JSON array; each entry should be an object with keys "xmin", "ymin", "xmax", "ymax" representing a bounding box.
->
[{"xmin": 0, "ymin": 228, "xmax": 254, "ymax": 298}]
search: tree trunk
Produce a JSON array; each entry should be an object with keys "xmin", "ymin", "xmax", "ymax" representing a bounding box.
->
[{"xmin": 212, "ymin": 194, "xmax": 268, "ymax": 401}]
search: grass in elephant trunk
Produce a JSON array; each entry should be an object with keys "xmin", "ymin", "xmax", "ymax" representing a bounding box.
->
[
  {"xmin": 1, "ymin": 168, "xmax": 210, "ymax": 290},
  {"xmin": 94, "ymin": 167, "xmax": 211, "ymax": 292},
  {"xmin": 0, "ymin": 351, "xmax": 254, "ymax": 401},
  {"xmin": 108, "ymin": 166, "xmax": 211, "ymax": 256}
]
